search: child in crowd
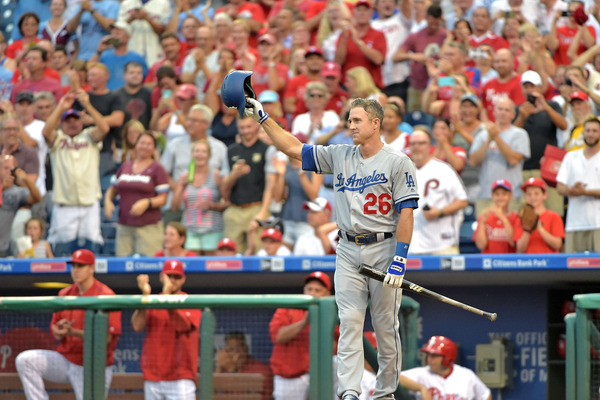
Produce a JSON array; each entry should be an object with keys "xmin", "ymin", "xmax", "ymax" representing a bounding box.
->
[
  {"xmin": 473, "ymin": 180, "xmax": 521, "ymax": 253},
  {"xmin": 215, "ymin": 238, "xmax": 239, "ymax": 257},
  {"xmin": 17, "ymin": 217, "xmax": 53, "ymax": 258},
  {"xmin": 256, "ymin": 228, "xmax": 291, "ymax": 256},
  {"xmin": 515, "ymin": 178, "xmax": 565, "ymax": 253}
]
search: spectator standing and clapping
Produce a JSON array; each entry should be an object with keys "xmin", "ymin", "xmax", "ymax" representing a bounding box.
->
[
  {"xmin": 144, "ymin": 33, "xmax": 185, "ymax": 87},
  {"xmin": 473, "ymin": 180, "xmax": 521, "ymax": 253},
  {"xmin": 469, "ymin": 97, "xmax": 530, "ymax": 215},
  {"xmin": 213, "ymin": 13, "xmax": 234, "ymax": 52},
  {"xmin": 104, "ymin": 132, "xmax": 170, "ymax": 256},
  {"xmin": 316, "ymin": 2, "xmax": 352, "ymax": 62},
  {"xmin": 557, "ymin": 118, "xmax": 600, "ymax": 252},
  {"xmin": 215, "ymin": 331, "xmax": 273, "ymax": 400},
  {"xmin": 270, "ymin": 271, "xmax": 332, "ymax": 400},
  {"xmin": 547, "ymin": 1, "xmax": 596, "ymax": 67},
  {"xmin": 11, "ymin": 47, "xmax": 63, "ymax": 104},
  {"xmin": 0, "ymin": 111, "xmax": 40, "ymax": 192},
  {"xmin": 249, "ymin": 33, "xmax": 288, "ymax": 99},
  {"xmin": 154, "ymin": 221, "xmax": 197, "ymax": 257},
  {"xmin": 66, "ymin": 0, "xmax": 120, "ymax": 61},
  {"xmin": 181, "ymin": 26, "xmax": 220, "ymax": 103},
  {"xmin": 16, "ymin": 249, "xmax": 121, "ymax": 400},
  {"xmin": 481, "ymin": 48, "xmax": 524, "ymax": 121},
  {"xmin": 515, "ymin": 177, "xmax": 565, "ymax": 253},
  {"xmin": 152, "ymin": 83, "xmax": 198, "ymax": 143},
  {"xmin": 431, "ymin": 119, "xmax": 468, "ymax": 174},
  {"xmin": 0, "ymin": 155, "xmax": 42, "ymax": 257},
  {"xmin": 408, "ymin": 129, "xmax": 468, "ymax": 255},
  {"xmin": 172, "ymin": 139, "xmax": 226, "ymax": 255},
  {"xmin": 40, "ymin": 0, "xmax": 73, "ymax": 52},
  {"xmin": 284, "ymin": 46, "xmax": 325, "ymax": 116},
  {"xmin": 132, "ymin": 259, "xmax": 201, "ymax": 400}
]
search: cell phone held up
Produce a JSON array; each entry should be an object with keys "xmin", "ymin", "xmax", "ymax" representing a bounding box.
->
[
  {"xmin": 105, "ymin": 38, "xmax": 122, "ymax": 47},
  {"xmin": 527, "ymin": 94, "xmax": 536, "ymax": 105},
  {"xmin": 561, "ymin": 10, "xmax": 572, "ymax": 17}
]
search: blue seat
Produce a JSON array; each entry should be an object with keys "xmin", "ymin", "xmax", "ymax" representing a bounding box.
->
[
  {"xmin": 102, "ymin": 239, "xmax": 116, "ymax": 256},
  {"xmin": 101, "ymin": 223, "xmax": 117, "ymax": 240},
  {"xmin": 459, "ymin": 221, "xmax": 479, "ymax": 254}
]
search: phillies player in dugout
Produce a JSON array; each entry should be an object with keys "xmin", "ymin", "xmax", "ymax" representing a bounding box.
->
[
  {"xmin": 227, "ymin": 70, "xmax": 420, "ymax": 400},
  {"xmin": 132, "ymin": 260, "xmax": 201, "ymax": 400}
]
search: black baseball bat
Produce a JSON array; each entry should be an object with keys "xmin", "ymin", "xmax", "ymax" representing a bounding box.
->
[{"xmin": 359, "ymin": 264, "xmax": 497, "ymax": 322}]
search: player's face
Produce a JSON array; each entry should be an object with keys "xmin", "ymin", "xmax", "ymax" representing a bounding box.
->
[
  {"xmin": 70, "ymin": 263, "xmax": 95, "ymax": 286},
  {"xmin": 524, "ymin": 187, "xmax": 546, "ymax": 208},
  {"xmin": 348, "ymin": 107, "xmax": 379, "ymax": 146},
  {"xmin": 491, "ymin": 187, "xmax": 512, "ymax": 208},
  {"xmin": 426, "ymin": 353, "xmax": 446, "ymax": 374},
  {"xmin": 303, "ymin": 280, "xmax": 330, "ymax": 297}
]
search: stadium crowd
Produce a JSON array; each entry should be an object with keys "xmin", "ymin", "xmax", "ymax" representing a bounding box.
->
[{"xmin": 0, "ymin": 0, "xmax": 599, "ymax": 258}]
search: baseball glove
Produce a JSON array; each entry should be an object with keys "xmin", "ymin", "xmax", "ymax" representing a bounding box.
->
[{"xmin": 519, "ymin": 204, "xmax": 539, "ymax": 233}]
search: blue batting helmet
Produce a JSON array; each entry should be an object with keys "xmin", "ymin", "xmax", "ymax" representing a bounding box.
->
[{"xmin": 221, "ymin": 70, "xmax": 256, "ymax": 117}]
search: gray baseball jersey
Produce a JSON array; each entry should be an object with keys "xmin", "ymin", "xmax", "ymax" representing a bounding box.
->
[{"xmin": 302, "ymin": 142, "xmax": 419, "ymax": 399}]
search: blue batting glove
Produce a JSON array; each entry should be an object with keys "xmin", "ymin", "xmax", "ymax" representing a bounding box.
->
[{"xmin": 383, "ymin": 242, "xmax": 409, "ymax": 289}]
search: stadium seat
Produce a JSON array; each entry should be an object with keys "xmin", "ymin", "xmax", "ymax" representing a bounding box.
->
[
  {"xmin": 102, "ymin": 239, "xmax": 116, "ymax": 256},
  {"xmin": 459, "ymin": 221, "xmax": 479, "ymax": 254},
  {"xmin": 403, "ymin": 111, "xmax": 435, "ymax": 130},
  {"xmin": 101, "ymin": 223, "xmax": 117, "ymax": 240}
]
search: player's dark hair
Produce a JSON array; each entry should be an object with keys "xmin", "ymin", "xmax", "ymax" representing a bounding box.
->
[
  {"xmin": 350, "ymin": 98, "xmax": 384, "ymax": 131},
  {"xmin": 426, "ymin": 5, "xmax": 442, "ymax": 19}
]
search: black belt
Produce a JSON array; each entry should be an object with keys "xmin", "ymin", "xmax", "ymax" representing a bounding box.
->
[{"xmin": 338, "ymin": 230, "xmax": 394, "ymax": 245}]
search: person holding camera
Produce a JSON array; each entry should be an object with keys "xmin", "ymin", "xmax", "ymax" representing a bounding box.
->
[
  {"xmin": 547, "ymin": 1, "xmax": 596, "ymax": 67},
  {"xmin": 514, "ymin": 70, "xmax": 567, "ymax": 216}
]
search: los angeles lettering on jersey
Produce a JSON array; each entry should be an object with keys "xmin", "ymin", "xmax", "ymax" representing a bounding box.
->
[{"xmin": 335, "ymin": 171, "xmax": 388, "ymax": 193}]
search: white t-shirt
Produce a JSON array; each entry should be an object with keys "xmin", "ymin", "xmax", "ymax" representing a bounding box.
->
[
  {"xmin": 181, "ymin": 50, "xmax": 220, "ymax": 102},
  {"xmin": 24, "ymin": 119, "xmax": 47, "ymax": 197},
  {"xmin": 382, "ymin": 132, "xmax": 409, "ymax": 154},
  {"xmin": 292, "ymin": 111, "xmax": 340, "ymax": 145},
  {"xmin": 401, "ymin": 365, "xmax": 491, "ymax": 400},
  {"xmin": 293, "ymin": 228, "xmax": 338, "ymax": 256},
  {"xmin": 371, "ymin": 13, "xmax": 410, "ymax": 86},
  {"xmin": 409, "ymin": 158, "xmax": 468, "ymax": 255},
  {"xmin": 256, "ymin": 246, "xmax": 292, "ymax": 257},
  {"xmin": 556, "ymin": 149, "xmax": 600, "ymax": 231}
]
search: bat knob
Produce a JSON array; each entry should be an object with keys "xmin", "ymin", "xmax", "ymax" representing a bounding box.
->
[{"xmin": 489, "ymin": 313, "xmax": 498, "ymax": 322}]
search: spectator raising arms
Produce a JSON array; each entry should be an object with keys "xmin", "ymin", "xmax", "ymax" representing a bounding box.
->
[{"xmin": 104, "ymin": 132, "xmax": 170, "ymax": 256}]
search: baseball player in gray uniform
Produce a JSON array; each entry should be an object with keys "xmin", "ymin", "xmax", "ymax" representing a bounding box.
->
[{"xmin": 243, "ymin": 97, "xmax": 419, "ymax": 400}]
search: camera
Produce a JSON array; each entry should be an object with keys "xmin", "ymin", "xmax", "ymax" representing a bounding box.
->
[
  {"xmin": 10, "ymin": 167, "xmax": 17, "ymax": 177},
  {"xmin": 565, "ymin": 77, "xmax": 573, "ymax": 86},
  {"xmin": 561, "ymin": 10, "xmax": 572, "ymax": 17},
  {"xmin": 105, "ymin": 38, "xmax": 121, "ymax": 46},
  {"xmin": 527, "ymin": 94, "xmax": 536, "ymax": 105},
  {"xmin": 504, "ymin": 11, "xmax": 515, "ymax": 18}
]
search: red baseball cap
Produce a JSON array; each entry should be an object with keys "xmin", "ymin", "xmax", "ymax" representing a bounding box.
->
[
  {"xmin": 570, "ymin": 91, "xmax": 589, "ymax": 103},
  {"xmin": 258, "ymin": 33, "xmax": 276, "ymax": 45},
  {"xmin": 217, "ymin": 238, "xmax": 237, "ymax": 251},
  {"xmin": 521, "ymin": 177, "xmax": 547, "ymax": 192},
  {"xmin": 304, "ymin": 271, "xmax": 332, "ymax": 291},
  {"xmin": 261, "ymin": 228, "xmax": 283, "ymax": 242},
  {"xmin": 321, "ymin": 62, "xmax": 341, "ymax": 78},
  {"xmin": 161, "ymin": 259, "xmax": 185, "ymax": 276},
  {"xmin": 303, "ymin": 197, "xmax": 332, "ymax": 213},
  {"xmin": 305, "ymin": 46, "xmax": 323, "ymax": 58},
  {"xmin": 176, "ymin": 84, "xmax": 198, "ymax": 100},
  {"xmin": 491, "ymin": 179, "xmax": 512, "ymax": 192},
  {"xmin": 355, "ymin": 0, "xmax": 373, "ymax": 8},
  {"xmin": 67, "ymin": 249, "xmax": 95, "ymax": 265}
]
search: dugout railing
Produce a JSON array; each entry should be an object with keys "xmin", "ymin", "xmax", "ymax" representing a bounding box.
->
[
  {"xmin": 0, "ymin": 294, "xmax": 420, "ymax": 400},
  {"xmin": 565, "ymin": 293, "xmax": 600, "ymax": 400}
]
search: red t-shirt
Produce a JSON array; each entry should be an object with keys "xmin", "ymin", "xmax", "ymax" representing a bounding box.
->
[
  {"xmin": 216, "ymin": 3, "xmax": 266, "ymax": 48},
  {"xmin": 338, "ymin": 27, "xmax": 386, "ymax": 88},
  {"xmin": 154, "ymin": 250, "xmax": 197, "ymax": 256},
  {"xmin": 554, "ymin": 25, "xmax": 596, "ymax": 66},
  {"xmin": 11, "ymin": 67, "xmax": 61, "ymax": 84},
  {"xmin": 401, "ymin": 28, "xmax": 447, "ymax": 90},
  {"xmin": 251, "ymin": 62, "xmax": 289, "ymax": 99},
  {"xmin": 269, "ymin": 308, "xmax": 309, "ymax": 378},
  {"xmin": 473, "ymin": 211, "xmax": 520, "ymax": 253},
  {"xmin": 52, "ymin": 280, "xmax": 122, "ymax": 366},
  {"xmin": 140, "ymin": 293, "xmax": 202, "ymax": 382},
  {"xmin": 481, "ymin": 75, "xmax": 525, "ymax": 121},
  {"xmin": 11, "ymin": 77, "xmax": 64, "ymax": 104},
  {"xmin": 285, "ymin": 74, "xmax": 317, "ymax": 117},
  {"xmin": 144, "ymin": 54, "xmax": 185, "ymax": 84},
  {"xmin": 514, "ymin": 209, "xmax": 565, "ymax": 253},
  {"xmin": 469, "ymin": 33, "xmax": 509, "ymax": 52},
  {"xmin": 114, "ymin": 161, "xmax": 170, "ymax": 227},
  {"xmin": 5, "ymin": 38, "xmax": 42, "ymax": 59},
  {"xmin": 294, "ymin": 87, "xmax": 349, "ymax": 116}
]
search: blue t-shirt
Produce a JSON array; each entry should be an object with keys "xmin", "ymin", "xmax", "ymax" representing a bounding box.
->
[
  {"xmin": 76, "ymin": 1, "xmax": 120, "ymax": 61},
  {"xmin": 11, "ymin": 0, "xmax": 52, "ymax": 41},
  {"xmin": 100, "ymin": 49, "xmax": 148, "ymax": 90}
]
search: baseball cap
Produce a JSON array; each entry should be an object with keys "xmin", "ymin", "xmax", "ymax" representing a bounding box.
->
[
  {"xmin": 303, "ymin": 197, "xmax": 332, "ymax": 213},
  {"xmin": 16, "ymin": 91, "xmax": 34, "ymax": 103},
  {"xmin": 161, "ymin": 259, "xmax": 185, "ymax": 277},
  {"xmin": 176, "ymin": 83, "xmax": 198, "ymax": 100},
  {"xmin": 521, "ymin": 177, "xmax": 547, "ymax": 192},
  {"xmin": 61, "ymin": 108, "xmax": 81, "ymax": 121},
  {"xmin": 521, "ymin": 70, "xmax": 542, "ymax": 86},
  {"xmin": 364, "ymin": 331, "xmax": 377, "ymax": 349},
  {"xmin": 259, "ymin": 90, "xmax": 279, "ymax": 103},
  {"xmin": 570, "ymin": 91, "xmax": 589, "ymax": 103},
  {"xmin": 110, "ymin": 21, "xmax": 132, "ymax": 37},
  {"xmin": 217, "ymin": 238, "xmax": 237, "ymax": 251},
  {"xmin": 321, "ymin": 62, "xmax": 341, "ymax": 78},
  {"xmin": 305, "ymin": 46, "xmax": 324, "ymax": 58},
  {"xmin": 67, "ymin": 249, "xmax": 95, "ymax": 265},
  {"xmin": 304, "ymin": 271, "xmax": 332, "ymax": 291},
  {"xmin": 491, "ymin": 179, "xmax": 512, "ymax": 192},
  {"xmin": 460, "ymin": 93, "xmax": 481, "ymax": 107},
  {"xmin": 258, "ymin": 33, "xmax": 276, "ymax": 45},
  {"xmin": 261, "ymin": 228, "xmax": 283, "ymax": 242},
  {"xmin": 354, "ymin": 0, "xmax": 373, "ymax": 8}
]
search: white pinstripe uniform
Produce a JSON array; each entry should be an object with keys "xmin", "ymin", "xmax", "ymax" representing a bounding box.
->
[
  {"xmin": 302, "ymin": 143, "xmax": 419, "ymax": 399},
  {"xmin": 401, "ymin": 365, "xmax": 491, "ymax": 400}
]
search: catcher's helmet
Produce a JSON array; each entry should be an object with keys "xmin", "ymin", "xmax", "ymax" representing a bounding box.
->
[
  {"xmin": 221, "ymin": 70, "xmax": 256, "ymax": 117},
  {"xmin": 420, "ymin": 336, "xmax": 457, "ymax": 368}
]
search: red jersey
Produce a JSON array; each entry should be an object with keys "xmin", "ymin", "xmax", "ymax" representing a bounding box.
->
[
  {"xmin": 481, "ymin": 75, "xmax": 525, "ymax": 121},
  {"xmin": 251, "ymin": 62, "xmax": 289, "ymax": 99},
  {"xmin": 285, "ymin": 74, "xmax": 317, "ymax": 117},
  {"xmin": 11, "ymin": 67, "xmax": 61, "ymax": 84},
  {"xmin": 240, "ymin": 357, "xmax": 274, "ymax": 400},
  {"xmin": 51, "ymin": 279, "xmax": 121, "ymax": 366},
  {"xmin": 469, "ymin": 32, "xmax": 509, "ymax": 52},
  {"xmin": 554, "ymin": 25, "xmax": 596, "ymax": 66},
  {"xmin": 514, "ymin": 209, "xmax": 565, "ymax": 253},
  {"xmin": 216, "ymin": 3, "xmax": 266, "ymax": 48},
  {"xmin": 140, "ymin": 292, "xmax": 201, "ymax": 382},
  {"xmin": 337, "ymin": 27, "xmax": 387, "ymax": 88},
  {"xmin": 473, "ymin": 211, "xmax": 520, "ymax": 253},
  {"xmin": 145, "ymin": 54, "xmax": 185, "ymax": 84},
  {"xmin": 5, "ymin": 38, "xmax": 42, "ymax": 59},
  {"xmin": 269, "ymin": 308, "xmax": 309, "ymax": 378}
]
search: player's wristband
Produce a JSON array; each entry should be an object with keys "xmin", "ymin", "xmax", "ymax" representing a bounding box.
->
[{"xmin": 395, "ymin": 241, "xmax": 409, "ymax": 258}]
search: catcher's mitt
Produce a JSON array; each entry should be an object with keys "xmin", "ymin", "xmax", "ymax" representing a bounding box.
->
[{"xmin": 519, "ymin": 204, "xmax": 539, "ymax": 233}]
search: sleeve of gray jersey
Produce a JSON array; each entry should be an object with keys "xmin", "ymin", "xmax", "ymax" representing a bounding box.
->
[
  {"xmin": 392, "ymin": 155, "xmax": 419, "ymax": 205},
  {"xmin": 308, "ymin": 144, "xmax": 338, "ymax": 174}
]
